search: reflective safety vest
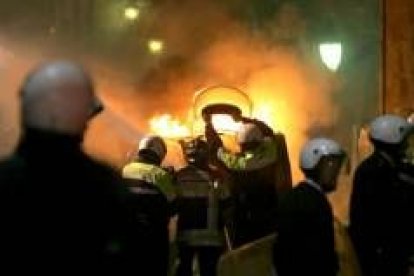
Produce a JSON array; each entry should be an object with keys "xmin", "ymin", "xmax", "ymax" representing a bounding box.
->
[
  {"xmin": 218, "ymin": 134, "xmax": 292, "ymax": 193},
  {"xmin": 218, "ymin": 138, "xmax": 277, "ymax": 171},
  {"xmin": 122, "ymin": 162, "xmax": 176, "ymax": 202},
  {"xmin": 176, "ymin": 166, "xmax": 231, "ymax": 247}
]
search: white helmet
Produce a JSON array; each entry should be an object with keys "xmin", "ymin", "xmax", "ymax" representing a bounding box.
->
[
  {"xmin": 138, "ymin": 135, "xmax": 167, "ymax": 161},
  {"xmin": 300, "ymin": 138, "xmax": 344, "ymax": 170},
  {"xmin": 237, "ymin": 123, "xmax": 264, "ymax": 144},
  {"xmin": 369, "ymin": 114, "xmax": 411, "ymax": 145}
]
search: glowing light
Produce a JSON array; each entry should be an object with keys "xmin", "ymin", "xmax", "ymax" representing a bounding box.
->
[
  {"xmin": 193, "ymin": 86, "xmax": 252, "ymax": 120},
  {"xmin": 253, "ymin": 104, "xmax": 274, "ymax": 125},
  {"xmin": 150, "ymin": 114, "xmax": 190, "ymax": 138},
  {"xmin": 149, "ymin": 88, "xmax": 288, "ymax": 140},
  {"xmin": 251, "ymin": 97, "xmax": 288, "ymax": 133},
  {"xmin": 319, "ymin": 42, "xmax": 342, "ymax": 71},
  {"xmin": 212, "ymin": 114, "xmax": 242, "ymax": 133},
  {"xmin": 148, "ymin": 39, "xmax": 164, "ymax": 55},
  {"xmin": 192, "ymin": 86, "xmax": 253, "ymax": 135},
  {"xmin": 124, "ymin": 7, "xmax": 140, "ymax": 20}
]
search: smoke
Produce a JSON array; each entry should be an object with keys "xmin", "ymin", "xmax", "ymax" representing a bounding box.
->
[
  {"xmin": 137, "ymin": 1, "xmax": 338, "ymax": 182},
  {"xmin": 0, "ymin": 1, "xmax": 355, "ymax": 220},
  {"xmin": 136, "ymin": 0, "xmax": 355, "ymax": 221},
  {"xmin": 0, "ymin": 2, "xmax": 339, "ymax": 176},
  {"xmin": 0, "ymin": 39, "xmax": 32, "ymax": 158},
  {"xmin": 0, "ymin": 36, "xmax": 145, "ymax": 167}
]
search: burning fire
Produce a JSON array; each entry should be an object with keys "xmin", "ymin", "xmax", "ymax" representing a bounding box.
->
[
  {"xmin": 149, "ymin": 103, "xmax": 286, "ymax": 139},
  {"xmin": 211, "ymin": 114, "xmax": 241, "ymax": 132},
  {"xmin": 149, "ymin": 113, "xmax": 241, "ymax": 137},
  {"xmin": 149, "ymin": 86, "xmax": 284, "ymax": 138},
  {"xmin": 148, "ymin": 87, "xmax": 290, "ymax": 138},
  {"xmin": 251, "ymin": 100, "xmax": 289, "ymax": 134},
  {"xmin": 149, "ymin": 114, "xmax": 191, "ymax": 138}
]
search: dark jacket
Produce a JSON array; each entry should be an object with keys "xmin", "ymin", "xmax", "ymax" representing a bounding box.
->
[
  {"xmin": 175, "ymin": 165, "xmax": 231, "ymax": 248},
  {"xmin": 122, "ymin": 159, "xmax": 176, "ymax": 276},
  {"xmin": 205, "ymin": 119, "xmax": 292, "ymax": 248},
  {"xmin": 0, "ymin": 128, "xmax": 139, "ymax": 274},
  {"xmin": 349, "ymin": 151, "xmax": 413, "ymax": 276},
  {"xmin": 274, "ymin": 181, "xmax": 338, "ymax": 276},
  {"xmin": 218, "ymin": 134, "xmax": 291, "ymax": 248}
]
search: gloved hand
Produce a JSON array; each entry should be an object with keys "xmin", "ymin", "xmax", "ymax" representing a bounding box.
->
[
  {"xmin": 205, "ymin": 121, "xmax": 223, "ymax": 152},
  {"xmin": 239, "ymin": 117, "xmax": 276, "ymax": 137},
  {"xmin": 202, "ymin": 111, "xmax": 213, "ymax": 124},
  {"xmin": 231, "ymin": 112, "xmax": 242, "ymax": 122}
]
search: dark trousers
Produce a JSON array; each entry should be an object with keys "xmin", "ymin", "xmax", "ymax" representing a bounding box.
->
[
  {"xmin": 126, "ymin": 186, "xmax": 170, "ymax": 276},
  {"xmin": 176, "ymin": 245, "xmax": 223, "ymax": 276}
]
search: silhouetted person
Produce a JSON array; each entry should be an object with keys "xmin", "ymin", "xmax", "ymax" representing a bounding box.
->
[
  {"xmin": 205, "ymin": 113, "xmax": 291, "ymax": 248},
  {"xmin": 274, "ymin": 138, "xmax": 345, "ymax": 276},
  {"xmin": 175, "ymin": 138, "xmax": 232, "ymax": 276},
  {"xmin": 0, "ymin": 61, "xmax": 138, "ymax": 274},
  {"xmin": 122, "ymin": 135, "xmax": 177, "ymax": 276},
  {"xmin": 350, "ymin": 115, "xmax": 414, "ymax": 276}
]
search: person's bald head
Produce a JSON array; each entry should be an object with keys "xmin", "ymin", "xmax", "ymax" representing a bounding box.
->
[{"xmin": 20, "ymin": 61, "xmax": 102, "ymax": 136}]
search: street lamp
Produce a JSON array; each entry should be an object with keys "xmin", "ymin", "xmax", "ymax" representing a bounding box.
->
[
  {"xmin": 124, "ymin": 6, "xmax": 140, "ymax": 20},
  {"xmin": 319, "ymin": 42, "xmax": 342, "ymax": 71},
  {"xmin": 148, "ymin": 39, "xmax": 164, "ymax": 55}
]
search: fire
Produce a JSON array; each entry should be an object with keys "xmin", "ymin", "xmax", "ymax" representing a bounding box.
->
[
  {"xmin": 150, "ymin": 113, "xmax": 241, "ymax": 138},
  {"xmin": 149, "ymin": 114, "xmax": 191, "ymax": 138},
  {"xmin": 253, "ymin": 104, "xmax": 274, "ymax": 127},
  {"xmin": 148, "ymin": 89, "xmax": 301, "ymax": 182},
  {"xmin": 211, "ymin": 114, "xmax": 241, "ymax": 133},
  {"xmin": 148, "ymin": 85, "xmax": 289, "ymax": 139},
  {"xmin": 251, "ymin": 100, "xmax": 289, "ymax": 134}
]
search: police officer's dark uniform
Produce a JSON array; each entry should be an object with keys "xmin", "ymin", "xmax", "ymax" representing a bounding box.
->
[
  {"xmin": 349, "ymin": 115, "xmax": 414, "ymax": 276},
  {"xmin": 175, "ymin": 138, "xmax": 232, "ymax": 276},
  {"xmin": 274, "ymin": 138, "xmax": 344, "ymax": 276},
  {"xmin": 122, "ymin": 136, "xmax": 176, "ymax": 276},
  {"xmin": 205, "ymin": 116, "xmax": 292, "ymax": 248}
]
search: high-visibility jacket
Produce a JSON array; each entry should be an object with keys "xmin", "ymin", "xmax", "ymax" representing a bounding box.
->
[
  {"xmin": 122, "ymin": 162, "xmax": 176, "ymax": 202},
  {"xmin": 122, "ymin": 161, "xmax": 176, "ymax": 276},
  {"xmin": 218, "ymin": 134, "xmax": 292, "ymax": 194},
  {"xmin": 217, "ymin": 134, "xmax": 291, "ymax": 247}
]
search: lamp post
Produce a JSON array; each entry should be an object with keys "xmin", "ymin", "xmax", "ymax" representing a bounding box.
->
[
  {"xmin": 147, "ymin": 39, "xmax": 164, "ymax": 55},
  {"xmin": 124, "ymin": 6, "xmax": 140, "ymax": 21},
  {"xmin": 319, "ymin": 42, "xmax": 342, "ymax": 71}
]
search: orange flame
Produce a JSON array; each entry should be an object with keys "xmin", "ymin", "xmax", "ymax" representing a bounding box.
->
[
  {"xmin": 150, "ymin": 108, "xmax": 283, "ymax": 139},
  {"xmin": 149, "ymin": 114, "xmax": 191, "ymax": 138},
  {"xmin": 251, "ymin": 100, "xmax": 289, "ymax": 133},
  {"xmin": 211, "ymin": 114, "xmax": 241, "ymax": 133},
  {"xmin": 149, "ymin": 87, "xmax": 289, "ymax": 139},
  {"xmin": 150, "ymin": 113, "xmax": 242, "ymax": 138}
]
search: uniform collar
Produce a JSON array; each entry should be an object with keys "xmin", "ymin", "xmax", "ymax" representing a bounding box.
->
[
  {"xmin": 17, "ymin": 127, "xmax": 82, "ymax": 158},
  {"xmin": 377, "ymin": 150, "xmax": 397, "ymax": 168},
  {"xmin": 305, "ymin": 178, "xmax": 323, "ymax": 193}
]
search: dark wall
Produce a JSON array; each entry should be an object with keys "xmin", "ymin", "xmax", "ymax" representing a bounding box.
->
[{"xmin": 385, "ymin": 0, "xmax": 414, "ymax": 115}]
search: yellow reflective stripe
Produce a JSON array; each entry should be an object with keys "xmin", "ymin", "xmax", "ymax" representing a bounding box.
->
[
  {"xmin": 218, "ymin": 138, "xmax": 277, "ymax": 171},
  {"xmin": 123, "ymin": 163, "xmax": 156, "ymax": 183},
  {"xmin": 218, "ymin": 148, "xmax": 244, "ymax": 170},
  {"xmin": 122, "ymin": 162, "xmax": 176, "ymax": 202},
  {"xmin": 156, "ymin": 171, "xmax": 176, "ymax": 202}
]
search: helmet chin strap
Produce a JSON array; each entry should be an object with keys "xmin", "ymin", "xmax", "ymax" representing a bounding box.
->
[{"xmin": 378, "ymin": 150, "xmax": 397, "ymax": 167}]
